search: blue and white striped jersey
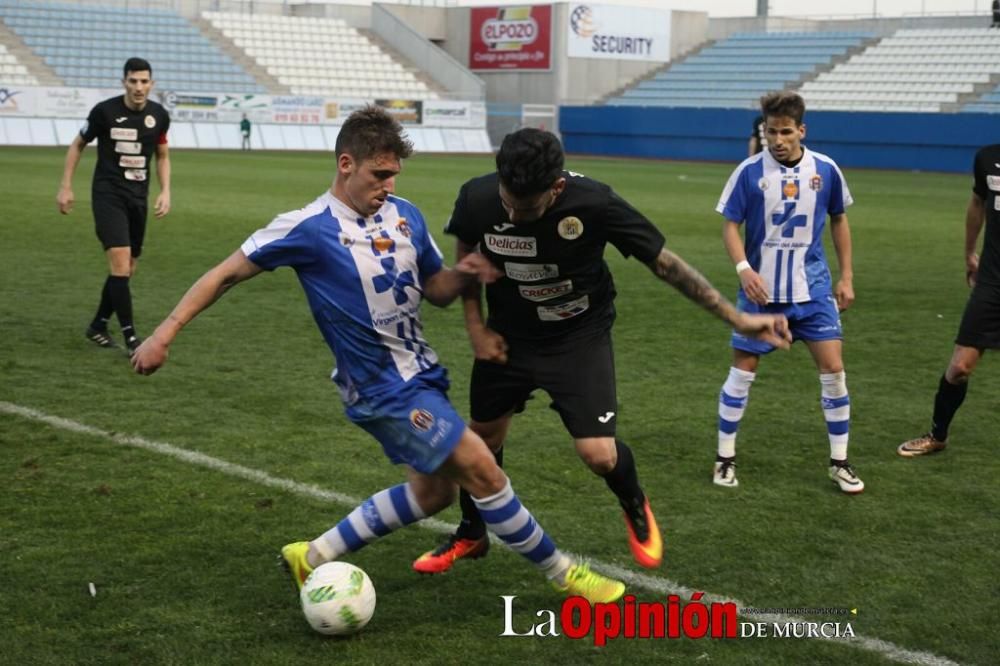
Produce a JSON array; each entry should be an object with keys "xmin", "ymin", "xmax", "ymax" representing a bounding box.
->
[
  {"xmin": 241, "ymin": 190, "xmax": 445, "ymax": 404},
  {"xmin": 716, "ymin": 147, "xmax": 852, "ymax": 303}
]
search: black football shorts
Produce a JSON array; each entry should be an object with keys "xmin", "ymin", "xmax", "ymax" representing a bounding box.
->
[
  {"xmin": 469, "ymin": 329, "xmax": 618, "ymax": 438},
  {"xmin": 955, "ymin": 282, "xmax": 1000, "ymax": 349},
  {"xmin": 92, "ymin": 191, "xmax": 148, "ymax": 257}
]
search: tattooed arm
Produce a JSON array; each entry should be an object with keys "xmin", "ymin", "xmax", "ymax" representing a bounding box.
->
[{"xmin": 647, "ymin": 248, "xmax": 792, "ymax": 347}]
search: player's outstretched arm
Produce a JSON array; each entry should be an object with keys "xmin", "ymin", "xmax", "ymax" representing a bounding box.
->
[
  {"xmin": 131, "ymin": 250, "xmax": 262, "ymax": 375},
  {"xmin": 646, "ymin": 248, "xmax": 791, "ymax": 348},
  {"xmin": 423, "ymin": 253, "xmax": 501, "ymax": 308}
]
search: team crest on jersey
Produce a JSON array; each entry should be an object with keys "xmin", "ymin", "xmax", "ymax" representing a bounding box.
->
[
  {"xmin": 395, "ymin": 218, "xmax": 412, "ymax": 237},
  {"xmin": 782, "ymin": 180, "xmax": 799, "ymax": 199},
  {"xmin": 809, "ymin": 175, "xmax": 823, "ymax": 191},
  {"xmin": 409, "ymin": 409, "xmax": 434, "ymax": 432},
  {"xmin": 557, "ymin": 216, "xmax": 584, "ymax": 240},
  {"xmin": 757, "ymin": 178, "xmax": 769, "ymax": 191},
  {"xmin": 371, "ymin": 235, "xmax": 395, "ymax": 253},
  {"xmin": 144, "ymin": 114, "xmax": 156, "ymax": 128}
]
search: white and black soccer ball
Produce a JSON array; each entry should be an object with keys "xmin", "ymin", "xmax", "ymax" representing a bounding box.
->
[{"xmin": 300, "ymin": 562, "xmax": 376, "ymax": 636}]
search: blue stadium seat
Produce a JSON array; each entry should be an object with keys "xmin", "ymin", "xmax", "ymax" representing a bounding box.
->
[
  {"xmin": 0, "ymin": 0, "xmax": 266, "ymax": 93},
  {"xmin": 607, "ymin": 30, "xmax": 874, "ymax": 110}
]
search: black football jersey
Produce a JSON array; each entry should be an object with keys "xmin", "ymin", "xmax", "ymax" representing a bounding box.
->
[
  {"xmin": 444, "ymin": 171, "xmax": 665, "ymax": 343},
  {"xmin": 80, "ymin": 95, "xmax": 170, "ymax": 198},
  {"xmin": 972, "ymin": 144, "xmax": 1000, "ymax": 287}
]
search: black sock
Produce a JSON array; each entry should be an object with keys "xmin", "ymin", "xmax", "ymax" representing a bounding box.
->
[
  {"xmin": 90, "ymin": 276, "xmax": 115, "ymax": 330},
  {"xmin": 931, "ymin": 374, "xmax": 968, "ymax": 442},
  {"xmin": 455, "ymin": 446, "xmax": 503, "ymax": 540},
  {"xmin": 107, "ymin": 275, "xmax": 136, "ymax": 338},
  {"xmin": 603, "ymin": 440, "xmax": 645, "ymax": 509}
]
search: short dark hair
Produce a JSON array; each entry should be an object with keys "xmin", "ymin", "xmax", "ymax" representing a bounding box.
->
[
  {"xmin": 760, "ymin": 91, "xmax": 805, "ymax": 126},
  {"xmin": 335, "ymin": 105, "xmax": 413, "ymax": 163},
  {"xmin": 123, "ymin": 57, "xmax": 152, "ymax": 79},
  {"xmin": 496, "ymin": 128, "xmax": 565, "ymax": 197}
]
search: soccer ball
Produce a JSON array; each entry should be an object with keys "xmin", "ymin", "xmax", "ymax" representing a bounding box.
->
[{"xmin": 300, "ymin": 562, "xmax": 376, "ymax": 636}]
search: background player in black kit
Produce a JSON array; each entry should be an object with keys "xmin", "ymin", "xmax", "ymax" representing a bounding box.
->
[
  {"xmin": 57, "ymin": 57, "xmax": 172, "ymax": 355},
  {"xmin": 412, "ymin": 128, "xmax": 790, "ymax": 574},
  {"xmin": 898, "ymin": 143, "xmax": 1000, "ymax": 456}
]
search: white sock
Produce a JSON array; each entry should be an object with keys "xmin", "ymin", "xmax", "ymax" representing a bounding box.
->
[
  {"xmin": 718, "ymin": 367, "xmax": 755, "ymax": 458},
  {"xmin": 820, "ymin": 371, "xmax": 850, "ymax": 462}
]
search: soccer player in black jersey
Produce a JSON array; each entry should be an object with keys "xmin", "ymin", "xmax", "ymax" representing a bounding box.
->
[
  {"xmin": 412, "ymin": 128, "xmax": 791, "ymax": 574},
  {"xmin": 57, "ymin": 58, "xmax": 172, "ymax": 355},
  {"xmin": 899, "ymin": 143, "xmax": 1000, "ymax": 456}
]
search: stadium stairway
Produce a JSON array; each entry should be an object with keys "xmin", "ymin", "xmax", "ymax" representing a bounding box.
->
[
  {"xmin": 0, "ymin": 17, "xmax": 56, "ymax": 86},
  {"xmin": 359, "ymin": 29, "xmax": 448, "ymax": 100},
  {"xmin": 0, "ymin": 0, "xmax": 266, "ymax": 93},
  {"xmin": 191, "ymin": 15, "xmax": 288, "ymax": 95}
]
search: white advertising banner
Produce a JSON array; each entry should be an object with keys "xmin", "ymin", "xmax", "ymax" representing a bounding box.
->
[
  {"xmin": 0, "ymin": 85, "xmax": 486, "ymax": 129},
  {"xmin": 423, "ymin": 101, "xmax": 474, "ymax": 128},
  {"xmin": 566, "ymin": 4, "xmax": 670, "ymax": 62}
]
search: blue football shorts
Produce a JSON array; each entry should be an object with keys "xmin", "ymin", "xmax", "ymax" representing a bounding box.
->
[
  {"xmin": 344, "ymin": 373, "xmax": 466, "ymax": 474},
  {"xmin": 731, "ymin": 292, "xmax": 843, "ymax": 355}
]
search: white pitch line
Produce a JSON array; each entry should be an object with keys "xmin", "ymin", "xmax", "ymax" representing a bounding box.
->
[{"xmin": 1, "ymin": 401, "xmax": 961, "ymax": 666}]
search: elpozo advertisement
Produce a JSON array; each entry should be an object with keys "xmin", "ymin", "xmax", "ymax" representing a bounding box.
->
[
  {"xmin": 567, "ymin": 3, "xmax": 670, "ymax": 61},
  {"xmin": 469, "ymin": 5, "xmax": 552, "ymax": 71}
]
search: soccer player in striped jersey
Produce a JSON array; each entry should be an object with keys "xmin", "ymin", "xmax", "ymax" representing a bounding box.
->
[
  {"xmin": 713, "ymin": 92, "xmax": 864, "ymax": 494},
  {"xmin": 129, "ymin": 106, "xmax": 626, "ymax": 604}
]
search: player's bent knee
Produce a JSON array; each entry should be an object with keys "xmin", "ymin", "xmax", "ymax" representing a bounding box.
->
[
  {"xmin": 412, "ymin": 481, "xmax": 455, "ymax": 516},
  {"xmin": 579, "ymin": 450, "xmax": 616, "ymax": 474}
]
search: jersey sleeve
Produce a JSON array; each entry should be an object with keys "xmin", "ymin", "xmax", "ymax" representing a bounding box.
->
[
  {"xmin": 605, "ymin": 189, "xmax": 665, "ymax": 263},
  {"xmin": 80, "ymin": 104, "xmax": 102, "ymax": 143},
  {"xmin": 716, "ymin": 164, "xmax": 749, "ymax": 223},
  {"xmin": 972, "ymin": 148, "xmax": 989, "ymax": 200},
  {"xmin": 240, "ymin": 210, "xmax": 317, "ymax": 271},
  {"xmin": 159, "ymin": 108, "xmax": 171, "ymax": 144},
  {"xmin": 410, "ymin": 206, "xmax": 444, "ymax": 282},
  {"xmin": 825, "ymin": 162, "xmax": 853, "ymax": 215},
  {"xmin": 442, "ymin": 182, "xmax": 479, "ymax": 247}
]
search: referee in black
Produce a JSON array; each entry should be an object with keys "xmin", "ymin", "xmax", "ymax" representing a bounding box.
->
[
  {"xmin": 57, "ymin": 57, "xmax": 172, "ymax": 354},
  {"xmin": 412, "ymin": 128, "xmax": 790, "ymax": 575},
  {"xmin": 898, "ymin": 143, "xmax": 1000, "ymax": 456}
]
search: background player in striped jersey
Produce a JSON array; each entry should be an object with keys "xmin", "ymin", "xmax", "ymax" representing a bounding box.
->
[
  {"xmin": 713, "ymin": 91, "xmax": 864, "ymax": 494},
  {"xmin": 129, "ymin": 106, "xmax": 626, "ymax": 604},
  {"xmin": 898, "ymin": 143, "xmax": 1000, "ymax": 456}
]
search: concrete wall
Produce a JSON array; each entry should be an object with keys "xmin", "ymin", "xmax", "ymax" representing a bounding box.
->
[{"xmin": 383, "ymin": 5, "xmax": 448, "ymax": 42}]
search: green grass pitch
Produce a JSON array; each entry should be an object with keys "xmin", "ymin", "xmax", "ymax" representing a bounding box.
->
[{"xmin": 0, "ymin": 146, "xmax": 996, "ymax": 665}]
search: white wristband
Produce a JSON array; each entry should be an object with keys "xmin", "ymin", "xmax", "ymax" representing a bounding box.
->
[{"xmin": 735, "ymin": 260, "xmax": 751, "ymax": 274}]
